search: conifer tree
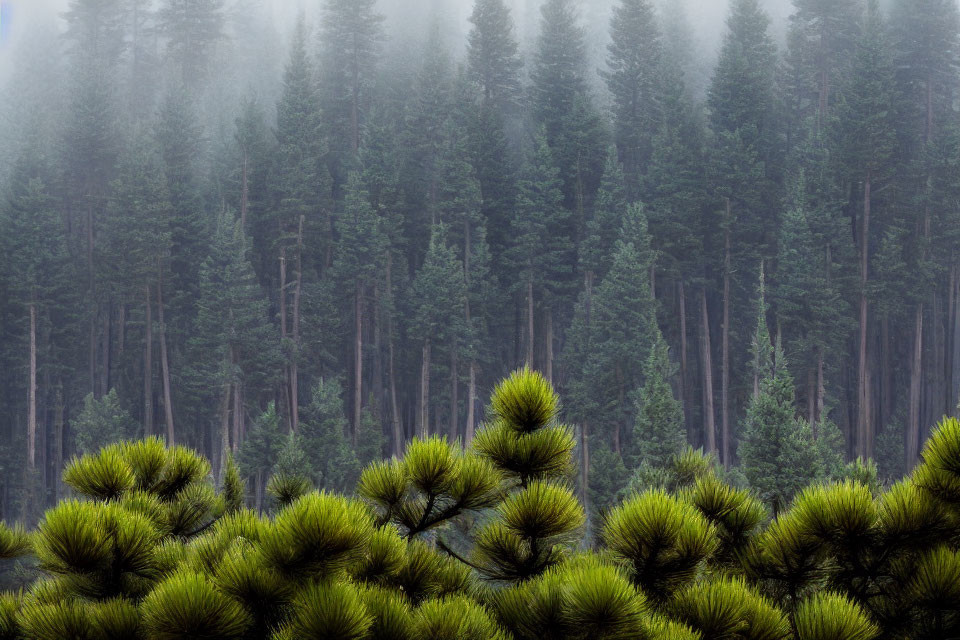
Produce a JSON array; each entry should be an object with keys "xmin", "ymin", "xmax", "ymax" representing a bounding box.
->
[
  {"xmin": 318, "ymin": 0, "xmax": 384, "ymax": 181},
  {"xmin": 510, "ymin": 133, "xmax": 572, "ymax": 377},
  {"xmin": 603, "ymin": 0, "xmax": 662, "ymax": 198},
  {"xmin": 299, "ymin": 379, "xmax": 362, "ymax": 494},
  {"xmin": 156, "ymin": 0, "xmax": 225, "ymax": 90},
  {"xmin": 466, "ymin": 0, "xmax": 522, "ymax": 112},
  {"xmin": 630, "ymin": 334, "xmax": 686, "ymax": 469},
  {"xmin": 411, "ymin": 227, "xmax": 467, "ymax": 438},
  {"xmin": 72, "ymin": 389, "xmax": 138, "ymax": 456}
]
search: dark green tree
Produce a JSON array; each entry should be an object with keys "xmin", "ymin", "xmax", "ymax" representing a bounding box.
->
[
  {"xmin": 156, "ymin": 0, "xmax": 225, "ymax": 89},
  {"xmin": 629, "ymin": 334, "xmax": 686, "ymax": 469}
]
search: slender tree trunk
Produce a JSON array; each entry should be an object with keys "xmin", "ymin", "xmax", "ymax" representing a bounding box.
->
[
  {"xmin": 88, "ymin": 204, "xmax": 97, "ymax": 397},
  {"xmin": 386, "ymin": 257, "xmax": 402, "ymax": 455},
  {"xmin": 279, "ymin": 246, "xmax": 290, "ymax": 431},
  {"xmin": 157, "ymin": 275, "xmax": 174, "ymax": 444},
  {"xmin": 419, "ymin": 340, "xmax": 431, "ymax": 438},
  {"xmin": 232, "ymin": 345, "xmax": 242, "ymax": 452},
  {"xmin": 351, "ymin": 36, "xmax": 360, "ymax": 153},
  {"xmin": 54, "ymin": 384, "xmax": 64, "ymax": 501},
  {"xmin": 144, "ymin": 285, "xmax": 154, "ymax": 436},
  {"xmin": 721, "ymin": 218, "xmax": 731, "ymax": 468},
  {"xmin": 466, "ymin": 362, "xmax": 477, "ymax": 445},
  {"xmin": 240, "ymin": 150, "xmax": 249, "ymax": 230},
  {"xmin": 817, "ymin": 349, "xmax": 825, "ymax": 426},
  {"xmin": 545, "ymin": 309, "xmax": 554, "ymax": 384},
  {"xmin": 118, "ymin": 304, "xmax": 126, "ymax": 356},
  {"xmin": 450, "ymin": 342, "xmax": 459, "ymax": 443},
  {"xmin": 354, "ymin": 282, "xmax": 363, "ymax": 445},
  {"xmin": 291, "ymin": 217, "xmax": 303, "ymax": 433},
  {"xmin": 679, "ymin": 280, "xmax": 690, "ymax": 437},
  {"xmin": 807, "ymin": 368, "xmax": 816, "ymax": 430},
  {"xmin": 857, "ymin": 172, "xmax": 871, "ymax": 459},
  {"xmin": 101, "ymin": 303, "xmax": 111, "ymax": 394},
  {"xmin": 908, "ymin": 306, "xmax": 924, "ymax": 466},
  {"xmin": 881, "ymin": 316, "xmax": 892, "ymax": 428},
  {"xmin": 27, "ymin": 303, "xmax": 37, "ymax": 469},
  {"xmin": 220, "ymin": 381, "xmax": 231, "ymax": 467},
  {"xmin": 526, "ymin": 279, "xmax": 535, "ymax": 369},
  {"xmin": 700, "ymin": 289, "xmax": 716, "ymax": 456}
]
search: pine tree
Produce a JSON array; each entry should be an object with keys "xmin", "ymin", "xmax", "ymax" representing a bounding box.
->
[
  {"xmin": 72, "ymin": 389, "xmax": 138, "ymax": 456},
  {"xmin": 410, "ymin": 227, "xmax": 467, "ymax": 438},
  {"xmin": 190, "ymin": 210, "xmax": 278, "ymax": 465},
  {"xmin": 466, "ymin": 0, "xmax": 522, "ymax": 112},
  {"xmin": 629, "ymin": 334, "xmax": 685, "ymax": 469},
  {"xmin": 738, "ymin": 340, "xmax": 823, "ymax": 508},
  {"xmin": 156, "ymin": 0, "xmax": 225, "ymax": 90},
  {"xmin": 531, "ymin": 0, "xmax": 607, "ymax": 214},
  {"xmin": 318, "ymin": 0, "xmax": 384, "ymax": 180},
  {"xmin": 836, "ymin": 0, "xmax": 898, "ymax": 459},
  {"xmin": 603, "ymin": 0, "xmax": 662, "ymax": 198},
  {"xmin": 299, "ymin": 379, "xmax": 362, "ymax": 494},
  {"xmin": 510, "ymin": 133, "xmax": 572, "ymax": 376}
]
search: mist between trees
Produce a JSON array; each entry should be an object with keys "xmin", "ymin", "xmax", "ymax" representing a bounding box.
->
[{"xmin": 0, "ymin": 0, "xmax": 958, "ymax": 526}]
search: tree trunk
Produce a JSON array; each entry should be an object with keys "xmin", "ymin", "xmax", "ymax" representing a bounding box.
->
[
  {"xmin": 101, "ymin": 303, "xmax": 111, "ymax": 395},
  {"xmin": 157, "ymin": 276, "xmax": 175, "ymax": 444},
  {"xmin": 807, "ymin": 368, "xmax": 816, "ymax": 430},
  {"xmin": 450, "ymin": 341, "xmax": 459, "ymax": 443},
  {"xmin": 291, "ymin": 216, "xmax": 304, "ymax": 433},
  {"xmin": 466, "ymin": 362, "xmax": 477, "ymax": 445},
  {"xmin": 419, "ymin": 340, "xmax": 431, "ymax": 439},
  {"xmin": 232, "ymin": 347, "xmax": 243, "ymax": 453},
  {"xmin": 857, "ymin": 171, "xmax": 871, "ymax": 459},
  {"xmin": 817, "ymin": 349, "xmax": 825, "ymax": 427},
  {"xmin": 526, "ymin": 279, "xmax": 535, "ymax": 369},
  {"xmin": 88, "ymin": 203, "xmax": 97, "ymax": 397},
  {"xmin": 908, "ymin": 305, "xmax": 924, "ymax": 466},
  {"xmin": 581, "ymin": 421, "xmax": 590, "ymax": 515},
  {"xmin": 386, "ymin": 256, "xmax": 403, "ymax": 455},
  {"xmin": 54, "ymin": 384, "xmax": 64, "ymax": 501},
  {"xmin": 700, "ymin": 289, "xmax": 716, "ymax": 456},
  {"xmin": 240, "ymin": 149, "xmax": 249, "ymax": 230},
  {"xmin": 721, "ymin": 219, "xmax": 731, "ymax": 468},
  {"xmin": 545, "ymin": 308, "xmax": 554, "ymax": 384},
  {"xmin": 679, "ymin": 280, "xmax": 690, "ymax": 438},
  {"xmin": 279, "ymin": 246, "xmax": 290, "ymax": 431},
  {"xmin": 27, "ymin": 303, "xmax": 37, "ymax": 469},
  {"xmin": 220, "ymin": 381, "xmax": 231, "ymax": 470},
  {"xmin": 354, "ymin": 282, "xmax": 363, "ymax": 445},
  {"xmin": 144, "ymin": 285, "xmax": 154, "ymax": 436},
  {"xmin": 351, "ymin": 35, "xmax": 360, "ymax": 153}
]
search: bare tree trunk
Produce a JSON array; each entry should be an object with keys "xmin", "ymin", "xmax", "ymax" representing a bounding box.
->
[
  {"xmin": 354, "ymin": 282, "xmax": 363, "ymax": 445},
  {"xmin": 291, "ymin": 217, "xmax": 304, "ymax": 433},
  {"xmin": 419, "ymin": 340, "xmax": 431, "ymax": 438},
  {"xmin": 54, "ymin": 384, "xmax": 64, "ymax": 500},
  {"xmin": 545, "ymin": 309, "xmax": 554, "ymax": 384},
  {"xmin": 721, "ymin": 220, "xmax": 731, "ymax": 468},
  {"xmin": 118, "ymin": 304, "xmax": 126, "ymax": 356},
  {"xmin": 232, "ymin": 346, "xmax": 243, "ymax": 453},
  {"xmin": 526, "ymin": 279, "xmax": 534, "ymax": 369},
  {"xmin": 157, "ymin": 276, "xmax": 175, "ymax": 444},
  {"xmin": 27, "ymin": 303, "xmax": 37, "ymax": 469},
  {"xmin": 908, "ymin": 305, "xmax": 924, "ymax": 466},
  {"xmin": 351, "ymin": 37, "xmax": 360, "ymax": 153},
  {"xmin": 857, "ymin": 171, "xmax": 871, "ymax": 459},
  {"xmin": 386, "ymin": 257, "xmax": 402, "ymax": 455},
  {"xmin": 450, "ymin": 342, "xmax": 459, "ymax": 443},
  {"xmin": 220, "ymin": 381, "xmax": 231, "ymax": 467},
  {"xmin": 466, "ymin": 362, "xmax": 477, "ymax": 445},
  {"xmin": 679, "ymin": 280, "xmax": 690, "ymax": 437},
  {"xmin": 817, "ymin": 349, "xmax": 825, "ymax": 425},
  {"xmin": 280, "ymin": 246, "xmax": 290, "ymax": 431},
  {"xmin": 101, "ymin": 303, "xmax": 111, "ymax": 395},
  {"xmin": 88, "ymin": 204, "xmax": 97, "ymax": 398},
  {"xmin": 240, "ymin": 150, "xmax": 249, "ymax": 230},
  {"xmin": 700, "ymin": 289, "xmax": 716, "ymax": 456},
  {"xmin": 144, "ymin": 285, "xmax": 154, "ymax": 436}
]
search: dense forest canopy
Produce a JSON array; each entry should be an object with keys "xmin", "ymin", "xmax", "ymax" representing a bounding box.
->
[{"xmin": 0, "ymin": 0, "xmax": 958, "ymax": 524}]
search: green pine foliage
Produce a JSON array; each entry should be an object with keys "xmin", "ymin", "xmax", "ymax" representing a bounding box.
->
[{"xmin": 0, "ymin": 371, "xmax": 960, "ymax": 638}]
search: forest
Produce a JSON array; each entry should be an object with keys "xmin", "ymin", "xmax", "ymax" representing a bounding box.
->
[{"xmin": 1, "ymin": 0, "xmax": 960, "ymax": 528}]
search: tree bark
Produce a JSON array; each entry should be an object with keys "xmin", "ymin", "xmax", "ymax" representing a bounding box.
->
[
  {"xmin": 291, "ymin": 216, "xmax": 303, "ymax": 433},
  {"xmin": 721, "ymin": 217, "xmax": 731, "ymax": 468},
  {"xmin": 545, "ymin": 308, "xmax": 554, "ymax": 384},
  {"xmin": 157, "ymin": 275, "xmax": 175, "ymax": 444},
  {"xmin": 526, "ymin": 279, "xmax": 535, "ymax": 370},
  {"xmin": 27, "ymin": 303, "xmax": 37, "ymax": 469},
  {"xmin": 419, "ymin": 340, "xmax": 431, "ymax": 439},
  {"xmin": 857, "ymin": 172, "xmax": 871, "ymax": 459},
  {"xmin": 386, "ymin": 256, "xmax": 403, "ymax": 455},
  {"xmin": 908, "ymin": 305, "xmax": 924, "ymax": 466},
  {"xmin": 144, "ymin": 285, "xmax": 154, "ymax": 436},
  {"xmin": 679, "ymin": 280, "xmax": 690, "ymax": 438},
  {"xmin": 450, "ymin": 341, "xmax": 459, "ymax": 443},
  {"xmin": 466, "ymin": 362, "xmax": 477, "ymax": 445},
  {"xmin": 700, "ymin": 289, "xmax": 716, "ymax": 456},
  {"xmin": 353, "ymin": 282, "xmax": 363, "ymax": 445},
  {"xmin": 220, "ymin": 381, "xmax": 232, "ymax": 470}
]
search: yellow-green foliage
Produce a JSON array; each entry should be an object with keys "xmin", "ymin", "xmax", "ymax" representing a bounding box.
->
[{"xmin": 8, "ymin": 380, "xmax": 960, "ymax": 640}]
